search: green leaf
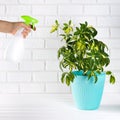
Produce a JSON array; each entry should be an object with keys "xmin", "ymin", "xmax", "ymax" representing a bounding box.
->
[
  {"xmin": 87, "ymin": 72, "xmax": 92, "ymax": 80},
  {"xmin": 61, "ymin": 72, "xmax": 68, "ymax": 83},
  {"xmin": 88, "ymin": 27, "xmax": 97, "ymax": 37},
  {"xmin": 69, "ymin": 20, "xmax": 72, "ymax": 25},
  {"xmin": 94, "ymin": 74, "xmax": 98, "ymax": 83},
  {"xmin": 74, "ymin": 31, "xmax": 79, "ymax": 35},
  {"xmin": 61, "ymin": 72, "xmax": 74, "ymax": 86},
  {"xmin": 55, "ymin": 20, "xmax": 59, "ymax": 25},
  {"xmin": 105, "ymin": 58, "xmax": 110, "ymax": 67},
  {"xmin": 59, "ymin": 60, "xmax": 64, "ymax": 71},
  {"xmin": 60, "ymin": 34, "xmax": 65, "ymax": 37},
  {"xmin": 110, "ymin": 75, "xmax": 115, "ymax": 84},
  {"xmin": 66, "ymin": 75, "xmax": 70, "ymax": 86},
  {"xmin": 106, "ymin": 71, "xmax": 112, "ymax": 75},
  {"xmin": 85, "ymin": 21, "xmax": 88, "ymax": 26},
  {"xmin": 50, "ymin": 20, "xmax": 60, "ymax": 33},
  {"xmin": 69, "ymin": 72, "xmax": 75, "ymax": 82},
  {"xmin": 63, "ymin": 23, "xmax": 68, "ymax": 27}
]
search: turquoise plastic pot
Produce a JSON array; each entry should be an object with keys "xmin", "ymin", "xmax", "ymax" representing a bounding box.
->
[{"xmin": 71, "ymin": 71, "xmax": 106, "ymax": 110}]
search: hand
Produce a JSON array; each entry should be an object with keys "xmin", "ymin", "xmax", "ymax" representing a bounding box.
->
[
  {"xmin": 0, "ymin": 20, "xmax": 36, "ymax": 38},
  {"xmin": 11, "ymin": 22, "xmax": 31, "ymax": 38}
]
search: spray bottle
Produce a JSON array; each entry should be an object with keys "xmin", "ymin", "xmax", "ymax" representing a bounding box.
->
[{"xmin": 4, "ymin": 15, "xmax": 39, "ymax": 63}]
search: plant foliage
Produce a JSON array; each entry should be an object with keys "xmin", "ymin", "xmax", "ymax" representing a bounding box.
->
[{"xmin": 50, "ymin": 20, "xmax": 115, "ymax": 86}]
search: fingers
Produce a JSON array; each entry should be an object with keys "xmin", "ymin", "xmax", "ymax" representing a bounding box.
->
[
  {"xmin": 11, "ymin": 22, "xmax": 36, "ymax": 38},
  {"xmin": 16, "ymin": 22, "xmax": 31, "ymax": 38},
  {"xmin": 19, "ymin": 22, "xmax": 31, "ymax": 30},
  {"xmin": 11, "ymin": 22, "xmax": 30, "ymax": 35},
  {"xmin": 19, "ymin": 22, "xmax": 37, "ymax": 38},
  {"xmin": 22, "ymin": 28, "xmax": 31, "ymax": 38}
]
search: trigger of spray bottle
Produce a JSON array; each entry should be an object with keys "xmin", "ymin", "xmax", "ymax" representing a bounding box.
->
[
  {"xmin": 21, "ymin": 15, "xmax": 39, "ymax": 30},
  {"xmin": 4, "ymin": 15, "xmax": 39, "ymax": 63}
]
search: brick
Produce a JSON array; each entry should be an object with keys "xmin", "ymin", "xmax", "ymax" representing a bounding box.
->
[
  {"xmin": 33, "ymin": 72, "xmax": 57, "ymax": 82},
  {"xmin": 0, "ymin": 5, "xmax": 5, "ymax": 16},
  {"xmin": 0, "ymin": 83, "xmax": 19, "ymax": 94},
  {"xmin": 97, "ymin": 0, "xmax": 120, "ymax": 4},
  {"xmin": 33, "ymin": 16, "xmax": 45, "ymax": 27},
  {"xmin": 7, "ymin": 72, "xmax": 31, "ymax": 82},
  {"xmin": 32, "ymin": 5, "xmax": 57, "ymax": 15},
  {"xmin": 6, "ymin": 5, "xmax": 31, "ymax": 16},
  {"xmin": 111, "ymin": 28, "xmax": 120, "ymax": 38},
  {"xmin": 72, "ymin": 0, "xmax": 96, "ymax": 4},
  {"xmin": 58, "ymin": 5, "xmax": 83, "ymax": 15},
  {"xmin": 84, "ymin": 5, "xmax": 109, "ymax": 15},
  {"xmin": 0, "ymin": 49, "xmax": 4, "ymax": 60},
  {"xmin": 32, "ymin": 27, "xmax": 57, "ymax": 38},
  {"xmin": 0, "ymin": 72, "xmax": 6, "ymax": 82},
  {"xmin": 20, "ymin": 61, "xmax": 44, "ymax": 71},
  {"xmin": 45, "ymin": 0, "xmax": 70, "ymax": 4},
  {"xmin": 0, "ymin": 61, "xmax": 18, "ymax": 71},
  {"xmin": 71, "ymin": 16, "xmax": 97, "ymax": 26},
  {"xmin": 19, "ymin": 0, "xmax": 44, "ymax": 4},
  {"xmin": 46, "ymin": 83, "xmax": 70, "ymax": 93},
  {"xmin": 25, "ymin": 39, "xmax": 44, "ymax": 49},
  {"xmin": 109, "ymin": 39, "xmax": 120, "ymax": 49},
  {"xmin": 45, "ymin": 38, "xmax": 64, "ymax": 49},
  {"xmin": 1, "ymin": 16, "xmax": 19, "ymax": 22},
  {"xmin": 106, "ymin": 59, "xmax": 120, "ymax": 71},
  {"xmin": 45, "ymin": 16, "xmax": 71, "ymax": 26},
  {"xmin": 46, "ymin": 61, "xmax": 59, "ymax": 71},
  {"xmin": 110, "ymin": 49, "xmax": 120, "ymax": 59},
  {"xmin": 0, "ymin": 0, "xmax": 18, "ymax": 4},
  {"xmin": 97, "ymin": 28, "xmax": 109, "ymax": 38},
  {"xmin": 97, "ymin": 17, "xmax": 120, "ymax": 27},
  {"xmin": 111, "ymin": 5, "xmax": 120, "ymax": 15},
  {"xmin": 33, "ymin": 49, "xmax": 57, "ymax": 60},
  {"xmin": 20, "ymin": 83, "xmax": 44, "ymax": 93}
]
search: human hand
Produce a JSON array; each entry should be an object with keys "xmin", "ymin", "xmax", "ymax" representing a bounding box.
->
[
  {"xmin": 11, "ymin": 22, "xmax": 32, "ymax": 38},
  {"xmin": 0, "ymin": 20, "xmax": 36, "ymax": 38}
]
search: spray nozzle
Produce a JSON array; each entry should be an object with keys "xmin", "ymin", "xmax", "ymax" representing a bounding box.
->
[{"xmin": 21, "ymin": 15, "xmax": 39, "ymax": 30}]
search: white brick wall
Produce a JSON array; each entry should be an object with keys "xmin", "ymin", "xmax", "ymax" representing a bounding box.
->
[
  {"xmin": 84, "ymin": 5, "xmax": 109, "ymax": 15},
  {"xmin": 6, "ymin": 5, "xmax": 31, "ymax": 16},
  {"xmin": 58, "ymin": 5, "xmax": 83, "ymax": 15},
  {"xmin": 0, "ymin": 5, "xmax": 5, "ymax": 16},
  {"xmin": 0, "ymin": 0, "xmax": 120, "ymax": 94},
  {"xmin": 32, "ymin": 5, "xmax": 57, "ymax": 15},
  {"xmin": 7, "ymin": 72, "xmax": 31, "ymax": 82}
]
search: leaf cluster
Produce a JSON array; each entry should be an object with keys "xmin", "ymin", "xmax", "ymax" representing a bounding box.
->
[{"xmin": 50, "ymin": 20, "xmax": 115, "ymax": 86}]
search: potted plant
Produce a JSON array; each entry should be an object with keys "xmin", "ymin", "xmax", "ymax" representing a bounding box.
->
[{"xmin": 50, "ymin": 20, "xmax": 115, "ymax": 110}]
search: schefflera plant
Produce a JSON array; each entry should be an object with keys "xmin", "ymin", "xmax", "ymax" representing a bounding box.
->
[{"xmin": 50, "ymin": 20, "xmax": 115, "ymax": 86}]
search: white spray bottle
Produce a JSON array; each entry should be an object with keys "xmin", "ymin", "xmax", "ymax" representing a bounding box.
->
[{"xmin": 4, "ymin": 15, "xmax": 38, "ymax": 63}]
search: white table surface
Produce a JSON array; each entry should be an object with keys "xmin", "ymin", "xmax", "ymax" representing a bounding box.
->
[{"xmin": 0, "ymin": 93, "xmax": 120, "ymax": 120}]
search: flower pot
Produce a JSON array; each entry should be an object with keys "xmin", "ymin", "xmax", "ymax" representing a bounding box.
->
[{"xmin": 71, "ymin": 71, "xmax": 106, "ymax": 110}]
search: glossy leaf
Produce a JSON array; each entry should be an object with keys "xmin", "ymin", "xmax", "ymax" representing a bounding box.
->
[{"xmin": 110, "ymin": 75, "xmax": 115, "ymax": 84}]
